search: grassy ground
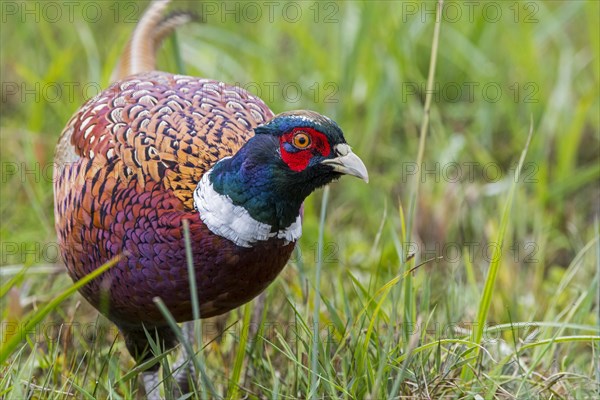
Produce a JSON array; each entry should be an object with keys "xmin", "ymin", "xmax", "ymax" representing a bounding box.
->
[{"xmin": 1, "ymin": 0, "xmax": 599, "ymax": 398}]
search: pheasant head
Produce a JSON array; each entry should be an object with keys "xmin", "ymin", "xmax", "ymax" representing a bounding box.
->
[{"xmin": 194, "ymin": 110, "xmax": 368, "ymax": 248}]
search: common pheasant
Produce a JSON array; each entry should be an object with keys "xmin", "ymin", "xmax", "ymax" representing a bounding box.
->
[{"xmin": 53, "ymin": 0, "xmax": 368, "ymax": 397}]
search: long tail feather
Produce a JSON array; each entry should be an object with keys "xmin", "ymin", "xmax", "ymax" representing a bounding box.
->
[{"xmin": 111, "ymin": 0, "xmax": 198, "ymax": 82}]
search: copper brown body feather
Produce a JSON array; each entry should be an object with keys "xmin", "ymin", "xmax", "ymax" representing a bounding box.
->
[{"xmin": 53, "ymin": 72, "xmax": 292, "ymax": 325}]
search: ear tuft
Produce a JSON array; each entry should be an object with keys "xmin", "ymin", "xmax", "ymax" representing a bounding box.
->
[{"xmin": 254, "ymin": 124, "xmax": 274, "ymax": 136}]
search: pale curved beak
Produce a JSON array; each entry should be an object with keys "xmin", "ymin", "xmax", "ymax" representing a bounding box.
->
[{"xmin": 321, "ymin": 144, "xmax": 369, "ymax": 183}]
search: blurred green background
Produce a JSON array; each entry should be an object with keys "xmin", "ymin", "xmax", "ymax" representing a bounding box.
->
[{"xmin": 1, "ymin": 1, "xmax": 599, "ymax": 398}]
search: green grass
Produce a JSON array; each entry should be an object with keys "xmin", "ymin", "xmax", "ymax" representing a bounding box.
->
[{"xmin": 1, "ymin": 0, "xmax": 599, "ymax": 398}]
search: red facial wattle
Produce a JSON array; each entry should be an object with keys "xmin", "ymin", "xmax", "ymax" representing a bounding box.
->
[{"xmin": 280, "ymin": 127, "xmax": 331, "ymax": 172}]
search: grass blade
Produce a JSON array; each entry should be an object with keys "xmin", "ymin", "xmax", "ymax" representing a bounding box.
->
[
  {"xmin": 0, "ymin": 256, "xmax": 119, "ymax": 364},
  {"xmin": 227, "ymin": 302, "xmax": 252, "ymax": 399},
  {"xmin": 152, "ymin": 297, "xmax": 217, "ymax": 397},
  {"xmin": 463, "ymin": 118, "xmax": 535, "ymax": 381},
  {"xmin": 308, "ymin": 186, "xmax": 330, "ymax": 397}
]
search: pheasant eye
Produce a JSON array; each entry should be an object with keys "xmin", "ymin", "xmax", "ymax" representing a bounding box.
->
[{"xmin": 292, "ymin": 132, "xmax": 311, "ymax": 149}]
